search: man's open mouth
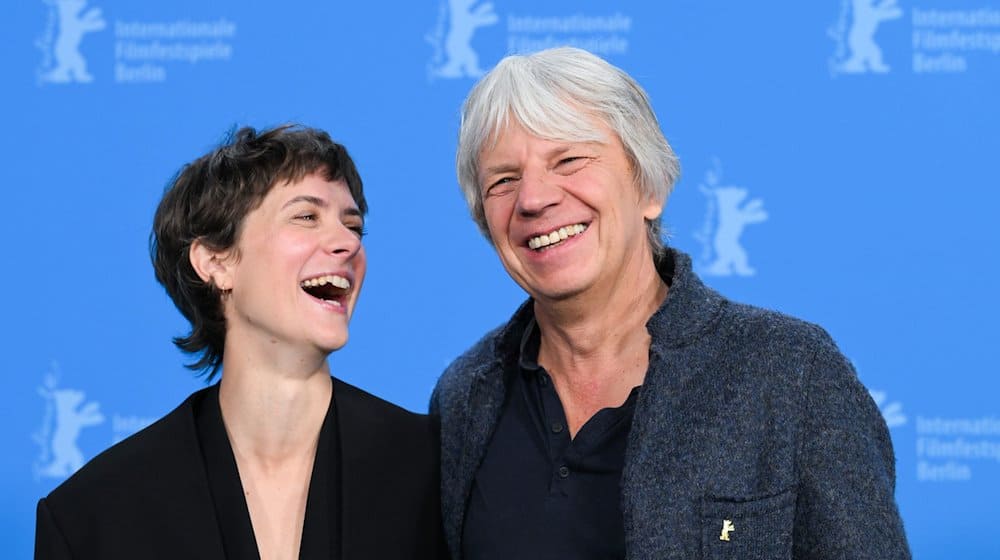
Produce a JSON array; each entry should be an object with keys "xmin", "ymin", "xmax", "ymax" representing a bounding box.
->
[{"xmin": 527, "ymin": 223, "xmax": 588, "ymax": 251}]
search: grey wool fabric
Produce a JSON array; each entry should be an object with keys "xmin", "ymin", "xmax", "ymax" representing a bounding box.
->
[{"xmin": 430, "ymin": 249, "xmax": 911, "ymax": 559}]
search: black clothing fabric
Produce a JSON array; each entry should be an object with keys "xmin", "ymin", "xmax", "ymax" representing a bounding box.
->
[
  {"xmin": 35, "ymin": 378, "xmax": 445, "ymax": 560},
  {"xmin": 462, "ymin": 319, "xmax": 638, "ymax": 560},
  {"xmin": 194, "ymin": 385, "xmax": 340, "ymax": 559}
]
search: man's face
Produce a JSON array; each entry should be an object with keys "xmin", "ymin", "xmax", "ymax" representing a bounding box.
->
[{"xmin": 478, "ymin": 120, "xmax": 662, "ymax": 304}]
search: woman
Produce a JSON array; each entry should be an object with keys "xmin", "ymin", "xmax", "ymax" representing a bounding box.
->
[{"xmin": 35, "ymin": 125, "xmax": 444, "ymax": 559}]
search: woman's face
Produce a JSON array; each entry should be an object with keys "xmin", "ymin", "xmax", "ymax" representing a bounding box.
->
[{"xmin": 219, "ymin": 173, "xmax": 366, "ymax": 360}]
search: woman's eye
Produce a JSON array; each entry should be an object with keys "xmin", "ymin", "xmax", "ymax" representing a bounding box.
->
[
  {"xmin": 296, "ymin": 213, "xmax": 317, "ymax": 221},
  {"xmin": 346, "ymin": 223, "xmax": 367, "ymax": 238}
]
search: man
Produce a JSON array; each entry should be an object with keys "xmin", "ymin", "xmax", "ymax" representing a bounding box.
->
[{"xmin": 431, "ymin": 47, "xmax": 910, "ymax": 559}]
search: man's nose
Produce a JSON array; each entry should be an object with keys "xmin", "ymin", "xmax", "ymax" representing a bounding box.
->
[{"xmin": 515, "ymin": 168, "xmax": 563, "ymax": 217}]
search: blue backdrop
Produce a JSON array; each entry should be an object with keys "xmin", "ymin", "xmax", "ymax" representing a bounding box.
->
[{"xmin": 5, "ymin": 1, "xmax": 998, "ymax": 557}]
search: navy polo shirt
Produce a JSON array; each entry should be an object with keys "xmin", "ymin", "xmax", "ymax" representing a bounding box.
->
[{"xmin": 462, "ymin": 318, "xmax": 639, "ymax": 560}]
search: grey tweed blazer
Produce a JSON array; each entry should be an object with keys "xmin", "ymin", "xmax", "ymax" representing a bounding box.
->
[{"xmin": 431, "ymin": 249, "xmax": 910, "ymax": 559}]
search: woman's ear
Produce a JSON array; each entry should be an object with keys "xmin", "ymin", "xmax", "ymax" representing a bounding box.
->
[{"xmin": 189, "ymin": 239, "xmax": 234, "ymax": 292}]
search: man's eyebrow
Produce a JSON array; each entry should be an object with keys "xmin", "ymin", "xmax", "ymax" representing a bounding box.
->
[
  {"xmin": 482, "ymin": 163, "xmax": 521, "ymax": 177},
  {"xmin": 482, "ymin": 145, "xmax": 590, "ymax": 177},
  {"xmin": 546, "ymin": 145, "xmax": 574, "ymax": 158},
  {"xmin": 281, "ymin": 195, "xmax": 327, "ymax": 210}
]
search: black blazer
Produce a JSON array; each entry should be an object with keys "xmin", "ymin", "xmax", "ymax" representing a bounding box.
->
[{"xmin": 35, "ymin": 378, "xmax": 444, "ymax": 559}]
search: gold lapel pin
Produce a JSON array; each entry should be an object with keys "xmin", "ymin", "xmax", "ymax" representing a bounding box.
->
[{"xmin": 719, "ymin": 519, "xmax": 735, "ymax": 541}]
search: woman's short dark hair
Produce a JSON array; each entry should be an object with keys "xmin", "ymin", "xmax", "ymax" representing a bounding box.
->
[{"xmin": 150, "ymin": 124, "xmax": 367, "ymax": 380}]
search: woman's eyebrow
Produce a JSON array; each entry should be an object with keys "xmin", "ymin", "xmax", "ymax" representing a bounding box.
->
[{"xmin": 281, "ymin": 195, "xmax": 327, "ymax": 210}]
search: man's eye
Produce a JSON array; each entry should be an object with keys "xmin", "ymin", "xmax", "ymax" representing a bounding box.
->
[
  {"xmin": 295, "ymin": 213, "xmax": 317, "ymax": 221},
  {"xmin": 485, "ymin": 176, "xmax": 517, "ymax": 196},
  {"xmin": 557, "ymin": 156, "xmax": 589, "ymax": 172}
]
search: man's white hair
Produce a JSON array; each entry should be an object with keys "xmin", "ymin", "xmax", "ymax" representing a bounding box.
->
[{"xmin": 456, "ymin": 47, "xmax": 680, "ymax": 254}]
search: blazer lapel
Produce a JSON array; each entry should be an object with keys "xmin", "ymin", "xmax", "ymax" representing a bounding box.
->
[
  {"xmin": 334, "ymin": 378, "xmax": 389, "ymax": 559},
  {"xmin": 151, "ymin": 388, "xmax": 230, "ymax": 558}
]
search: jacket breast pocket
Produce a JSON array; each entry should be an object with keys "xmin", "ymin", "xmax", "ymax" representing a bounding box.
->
[{"xmin": 700, "ymin": 488, "xmax": 796, "ymax": 560}]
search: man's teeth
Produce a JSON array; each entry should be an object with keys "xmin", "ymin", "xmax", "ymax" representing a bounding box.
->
[
  {"xmin": 300, "ymin": 275, "xmax": 350, "ymax": 289},
  {"xmin": 527, "ymin": 224, "xmax": 587, "ymax": 250}
]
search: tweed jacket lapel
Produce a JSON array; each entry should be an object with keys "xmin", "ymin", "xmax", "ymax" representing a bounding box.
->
[
  {"xmin": 621, "ymin": 251, "xmax": 727, "ymax": 557},
  {"xmin": 443, "ymin": 251, "xmax": 726, "ymax": 559},
  {"xmin": 441, "ymin": 300, "xmax": 532, "ymax": 556}
]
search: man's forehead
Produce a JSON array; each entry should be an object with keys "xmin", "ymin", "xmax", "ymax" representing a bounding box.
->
[
  {"xmin": 475, "ymin": 119, "xmax": 635, "ymax": 186},
  {"xmin": 480, "ymin": 120, "xmax": 611, "ymax": 157}
]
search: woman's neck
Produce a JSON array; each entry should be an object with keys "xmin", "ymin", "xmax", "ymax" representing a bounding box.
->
[{"xmin": 217, "ymin": 363, "xmax": 332, "ymax": 467}]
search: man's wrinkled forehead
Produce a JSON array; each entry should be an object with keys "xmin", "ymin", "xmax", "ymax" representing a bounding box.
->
[{"xmin": 478, "ymin": 109, "xmax": 611, "ymax": 159}]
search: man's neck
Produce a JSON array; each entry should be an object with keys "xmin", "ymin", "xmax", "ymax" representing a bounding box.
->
[{"xmin": 533, "ymin": 254, "xmax": 668, "ymax": 436}]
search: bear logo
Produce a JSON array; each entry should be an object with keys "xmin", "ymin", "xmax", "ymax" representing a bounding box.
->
[
  {"xmin": 695, "ymin": 161, "xmax": 768, "ymax": 277},
  {"xmin": 427, "ymin": 0, "xmax": 498, "ymax": 79},
  {"xmin": 37, "ymin": 0, "xmax": 106, "ymax": 84}
]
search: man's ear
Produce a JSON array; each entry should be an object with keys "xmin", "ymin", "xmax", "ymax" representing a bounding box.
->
[
  {"xmin": 641, "ymin": 195, "xmax": 664, "ymax": 222},
  {"xmin": 189, "ymin": 239, "xmax": 234, "ymax": 291}
]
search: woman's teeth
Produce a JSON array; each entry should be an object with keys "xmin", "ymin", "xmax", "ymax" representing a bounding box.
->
[{"xmin": 300, "ymin": 275, "xmax": 350, "ymax": 289}]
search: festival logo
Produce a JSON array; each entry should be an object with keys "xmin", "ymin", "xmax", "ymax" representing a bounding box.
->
[
  {"xmin": 35, "ymin": 2, "xmax": 237, "ymax": 85},
  {"xmin": 426, "ymin": 0, "xmax": 499, "ymax": 79},
  {"xmin": 694, "ymin": 159, "xmax": 768, "ymax": 277},
  {"xmin": 829, "ymin": 0, "xmax": 904, "ymax": 74},
  {"xmin": 870, "ymin": 389, "xmax": 907, "ymax": 428},
  {"xmin": 425, "ymin": 2, "xmax": 633, "ymax": 81},
  {"xmin": 33, "ymin": 365, "xmax": 105, "ymax": 480},
  {"xmin": 36, "ymin": 0, "xmax": 107, "ymax": 84}
]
